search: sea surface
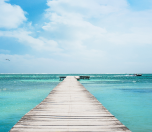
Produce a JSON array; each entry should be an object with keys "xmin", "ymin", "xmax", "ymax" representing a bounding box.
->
[{"xmin": 0, "ymin": 74, "xmax": 152, "ymax": 132}]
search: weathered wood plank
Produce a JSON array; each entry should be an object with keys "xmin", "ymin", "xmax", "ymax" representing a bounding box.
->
[{"xmin": 10, "ymin": 76, "xmax": 131, "ymax": 132}]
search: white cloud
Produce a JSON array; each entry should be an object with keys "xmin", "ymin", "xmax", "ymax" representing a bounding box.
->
[
  {"xmin": 39, "ymin": 0, "xmax": 152, "ymax": 73},
  {"xmin": 0, "ymin": 0, "xmax": 26, "ymax": 28},
  {"xmin": 107, "ymin": 27, "xmax": 152, "ymax": 45},
  {"xmin": 46, "ymin": 0, "xmax": 128, "ymax": 17},
  {"xmin": 43, "ymin": 0, "xmax": 152, "ymax": 49},
  {"xmin": 0, "ymin": 30, "xmax": 62, "ymax": 52},
  {"xmin": 42, "ymin": 0, "xmax": 112, "ymax": 54}
]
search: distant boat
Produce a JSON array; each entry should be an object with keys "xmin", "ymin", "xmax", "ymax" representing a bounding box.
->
[
  {"xmin": 5, "ymin": 59, "xmax": 10, "ymax": 61},
  {"xmin": 129, "ymin": 74, "xmax": 142, "ymax": 76},
  {"xmin": 135, "ymin": 74, "xmax": 142, "ymax": 76}
]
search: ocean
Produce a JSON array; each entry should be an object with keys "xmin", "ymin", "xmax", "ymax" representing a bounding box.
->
[{"xmin": 0, "ymin": 74, "xmax": 152, "ymax": 132}]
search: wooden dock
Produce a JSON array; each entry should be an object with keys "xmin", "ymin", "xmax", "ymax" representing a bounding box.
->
[{"xmin": 10, "ymin": 76, "xmax": 131, "ymax": 132}]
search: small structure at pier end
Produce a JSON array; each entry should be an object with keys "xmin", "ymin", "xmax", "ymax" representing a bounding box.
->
[
  {"xmin": 80, "ymin": 76, "xmax": 90, "ymax": 79},
  {"xmin": 59, "ymin": 76, "xmax": 66, "ymax": 81},
  {"xmin": 60, "ymin": 76, "xmax": 90, "ymax": 81}
]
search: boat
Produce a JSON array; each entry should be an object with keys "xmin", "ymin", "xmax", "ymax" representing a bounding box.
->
[
  {"xmin": 135, "ymin": 74, "xmax": 142, "ymax": 76},
  {"xmin": 129, "ymin": 74, "xmax": 142, "ymax": 76}
]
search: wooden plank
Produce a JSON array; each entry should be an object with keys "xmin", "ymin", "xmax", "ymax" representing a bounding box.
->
[{"xmin": 10, "ymin": 76, "xmax": 131, "ymax": 132}]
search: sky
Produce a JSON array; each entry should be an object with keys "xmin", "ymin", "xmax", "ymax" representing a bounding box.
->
[{"xmin": 0, "ymin": 0, "xmax": 152, "ymax": 73}]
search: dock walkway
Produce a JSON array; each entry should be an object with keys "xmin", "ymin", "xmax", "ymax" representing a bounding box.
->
[{"xmin": 10, "ymin": 76, "xmax": 131, "ymax": 132}]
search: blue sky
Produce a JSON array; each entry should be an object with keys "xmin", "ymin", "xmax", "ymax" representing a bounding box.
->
[{"xmin": 0, "ymin": 0, "xmax": 152, "ymax": 73}]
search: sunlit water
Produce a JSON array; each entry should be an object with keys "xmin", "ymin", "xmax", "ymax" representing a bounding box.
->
[{"xmin": 0, "ymin": 74, "xmax": 152, "ymax": 132}]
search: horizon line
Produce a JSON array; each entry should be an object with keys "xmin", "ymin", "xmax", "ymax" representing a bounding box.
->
[{"xmin": 0, "ymin": 73, "xmax": 151, "ymax": 74}]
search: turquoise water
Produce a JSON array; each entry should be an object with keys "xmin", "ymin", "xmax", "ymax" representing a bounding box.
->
[{"xmin": 0, "ymin": 74, "xmax": 152, "ymax": 132}]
